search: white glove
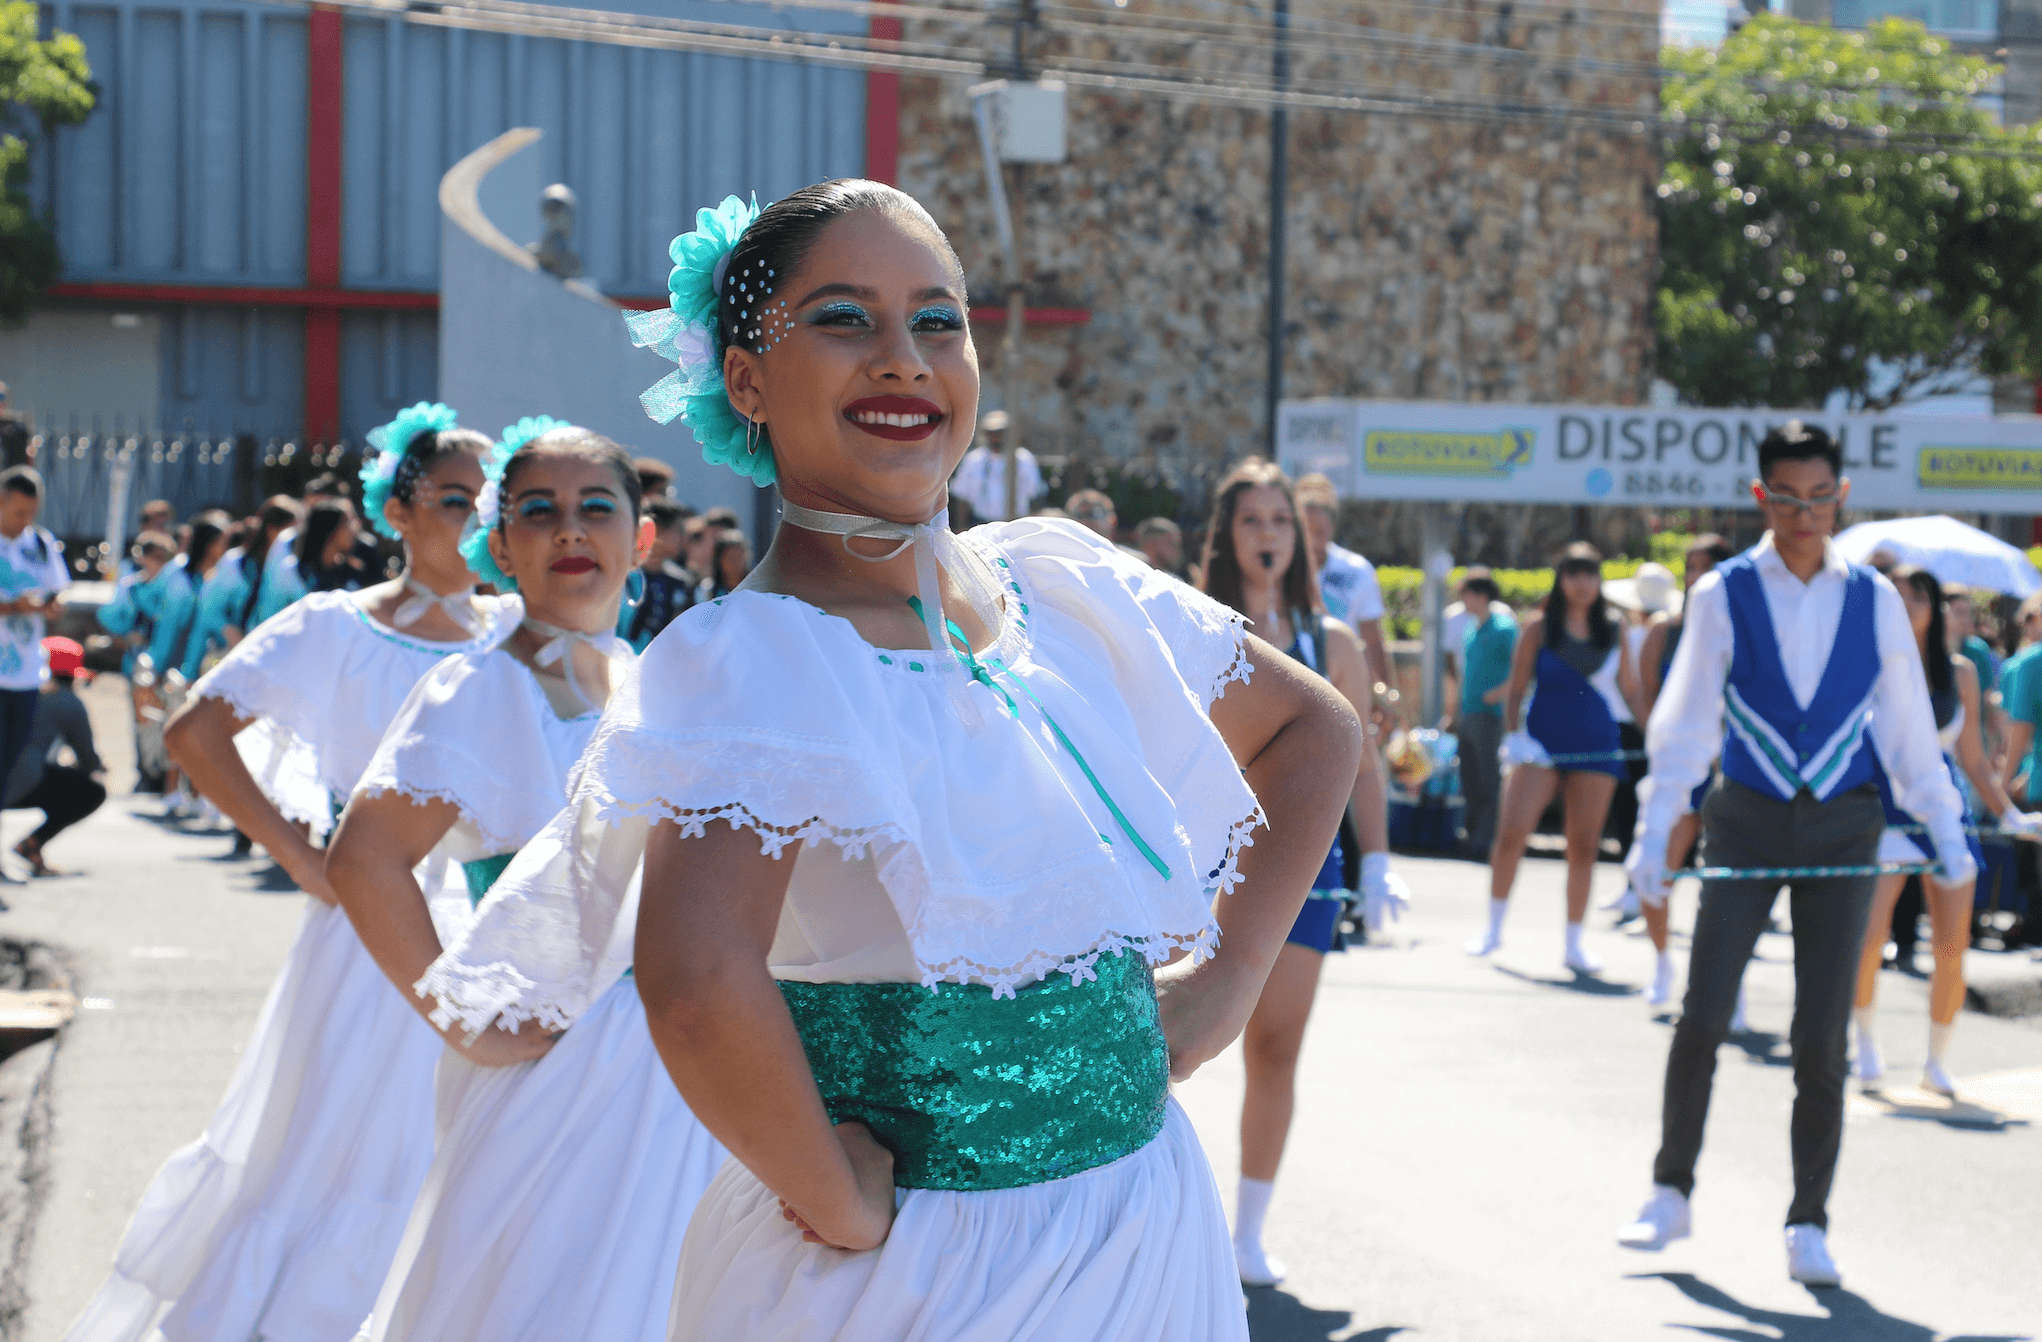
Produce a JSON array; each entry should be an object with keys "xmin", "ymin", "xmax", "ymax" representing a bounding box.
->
[
  {"xmin": 1500, "ymin": 730, "xmax": 1552, "ymax": 769},
  {"xmin": 1624, "ymin": 838, "xmax": 1671, "ymax": 908},
  {"xmin": 1931, "ymin": 838, "xmax": 1977, "ymax": 889},
  {"xmin": 1997, "ymin": 809, "xmax": 2042, "ymax": 839},
  {"xmin": 1359, "ymin": 852, "xmax": 1410, "ymax": 934}
]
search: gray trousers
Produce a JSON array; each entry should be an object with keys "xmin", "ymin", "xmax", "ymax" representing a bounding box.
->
[
  {"xmin": 1651, "ymin": 779, "xmax": 1881, "ymax": 1230},
  {"xmin": 1457, "ymin": 712, "xmax": 1503, "ymax": 856}
]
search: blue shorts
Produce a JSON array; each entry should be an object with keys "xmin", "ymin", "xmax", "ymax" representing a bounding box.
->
[{"xmin": 1285, "ymin": 895, "xmax": 1347, "ymax": 955}]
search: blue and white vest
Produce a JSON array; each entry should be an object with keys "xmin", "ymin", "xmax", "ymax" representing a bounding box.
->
[{"xmin": 1719, "ymin": 553, "xmax": 1880, "ymax": 802}]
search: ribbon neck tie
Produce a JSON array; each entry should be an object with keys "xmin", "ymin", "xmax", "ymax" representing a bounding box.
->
[
  {"xmin": 522, "ymin": 618, "xmax": 619, "ymax": 713},
  {"xmin": 910, "ymin": 598, "xmax": 1173, "ymax": 882},
  {"xmin": 392, "ymin": 576, "xmax": 478, "ymax": 634},
  {"xmin": 777, "ymin": 495, "xmax": 1005, "ymax": 730}
]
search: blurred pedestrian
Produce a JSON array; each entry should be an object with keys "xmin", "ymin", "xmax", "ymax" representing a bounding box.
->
[
  {"xmin": 695, "ymin": 530, "xmax": 753, "ymax": 603},
  {"xmin": 1472, "ymin": 541, "xmax": 1641, "ymax": 972},
  {"xmin": 1136, "ymin": 516, "xmax": 1185, "ymax": 577},
  {"xmin": 1602, "ymin": 561, "xmax": 1682, "ymax": 863},
  {"xmin": 625, "ymin": 497, "xmax": 697, "ymax": 651},
  {"xmin": 1628, "ymin": 534, "xmax": 1733, "ymax": 1007},
  {"xmin": 5, "ymin": 637, "xmax": 105, "ymax": 877},
  {"xmin": 1943, "ymin": 586, "xmax": 2001, "ymax": 749},
  {"xmin": 0, "ymin": 467, "xmax": 70, "ymax": 803},
  {"xmin": 949, "ymin": 409, "xmax": 1042, "ymax": 521},
  {"xmin": 295, "ymin": 500, "xmax": 368, "ymax": 594},
  {"xmin": 678, "ymin": 513, "xmax": 716, "ymax": 586},
  {"xmin": 1198, "ymin": 456, "xmax": 1407, "ymax": 1289},
  {"xmin": 223, "ymin": 496, "xmax": 304, "ymax": 643},
  {"xmin": 1294, "ymin": 474, "xmax": 1390, "ymax": 692},
  {"xmin": 2000, "ymin": 593, "xmax": 2042, "ymax": 806},
  {"xmin": 0, "ymin": 383, "xmax": 29, "ymax": 468},
  {"xmin": 1451, "ymin": 573, "xmax": 1515, "ymax": 860},
  {"xmin": 635, "ymin": 455, "xmax": 676, "ymax": 501},
  {"xmin": 139, "ymin": 498, "xmax": 176, "ymax": 537}
]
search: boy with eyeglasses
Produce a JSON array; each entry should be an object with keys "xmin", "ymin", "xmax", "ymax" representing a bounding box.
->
[{"xmin": 1616, "ymin": 423, "xmax": 1970, "ymax": 1288}]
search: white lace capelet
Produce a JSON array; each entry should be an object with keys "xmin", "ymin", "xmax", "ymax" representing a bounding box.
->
[
  {"xmin": 420, "ymin": 518, "xmax": 1262, "ymax": 1034},
  {"xmin": 353, "ymin": 618, "xmax": 631, "ymax": 860},
  {"xmin": 190, "ymin": 590, "xmax": 511, "ymax": 830}
]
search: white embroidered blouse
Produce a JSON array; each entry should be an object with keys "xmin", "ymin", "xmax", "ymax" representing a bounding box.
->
[{"xmin": 420, "ymin": 519, "xmax": 1263, "ymax": 1036}]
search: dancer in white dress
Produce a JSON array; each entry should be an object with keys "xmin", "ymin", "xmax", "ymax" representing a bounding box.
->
[
  {"xmin": 329, "ymin": 420, "xmax": 727, "ymax": 1341},
  {"xmin": 537, "ymin": 181, "xmax": 1360, "ymax": 1340},
  {"xmin": 64, "ymin": 405, "xmax": 504, "ymax": 1342}
]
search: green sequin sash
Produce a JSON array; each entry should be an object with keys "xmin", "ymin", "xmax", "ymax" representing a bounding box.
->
[
  {"xmin": 462, "ymin": 853, "xmax": 515, "ymax": 907},
  {"xmin": 779, "ymin": 951, "xmax": 1169, "ymax": 1193}
]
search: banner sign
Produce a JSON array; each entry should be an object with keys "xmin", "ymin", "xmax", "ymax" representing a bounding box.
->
[{"xmin": 1277, "ymin": 399, "xmax": 2042, "ymax": 512}]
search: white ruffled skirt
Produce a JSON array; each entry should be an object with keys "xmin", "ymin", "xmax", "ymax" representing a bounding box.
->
[
  {"xmin": 358, "ymin": 976, "xmax": 728, "ymax": 1342},
  {"xmin": 666, "ymin": 1099, "xmax": 1246, "ymax": 1342},
  {"xmin": 64, "ymin": 898, "xmax": 449, "ymax": 1342}
]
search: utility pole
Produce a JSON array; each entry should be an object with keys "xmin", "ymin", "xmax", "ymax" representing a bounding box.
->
[{"xmin": 1264, "ymin": 0, "xmax": 1290, "ymax": 453}]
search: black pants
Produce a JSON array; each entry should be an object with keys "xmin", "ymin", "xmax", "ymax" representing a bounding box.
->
[
  {"xmin": 1458, "ymin": 712, "xmax": 1503, "ymax": 856},
  {"xmin": 16, "ymin": 765, "xmax": 106, "ymax": 846},
  {"xmin": 0, "ymin": 688, "xmax": 39, "ymax": 795},
  {"xmin": 1652, "ymin": 779, "xmax": 1881, "ymax": 1230}
]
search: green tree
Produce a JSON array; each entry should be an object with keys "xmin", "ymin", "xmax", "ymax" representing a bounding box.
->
[
  {"xmin": 1656, "ymin": 16, "xmax": 2042, "ymax": 409},
  {"xmin": 0, "ymin": 1, "xmax": 92, "ymax": 325}
]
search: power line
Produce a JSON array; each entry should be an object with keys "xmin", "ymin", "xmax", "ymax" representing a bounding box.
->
[{"xmin": 289, "ymin": 0, "xmax": 2042, "ymax": 158}]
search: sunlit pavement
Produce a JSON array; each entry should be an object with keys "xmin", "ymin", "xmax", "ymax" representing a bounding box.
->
[
  {"xmin": 9, "ymin": 687, "xmax": 2038, "ymax": 1341},
  {"xmin": 1174, "ymin": 852, "xmax": 2042, "ymax": 1342}
]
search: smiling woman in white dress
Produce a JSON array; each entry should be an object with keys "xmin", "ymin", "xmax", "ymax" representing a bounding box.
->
[
  {"xmin": 63, "ymin": 406, "xmax": 506, "ymax": 1342},
  {"xmin": 328, "ymin": 421, "xmax": 727, "ymax": 1341},
  {"xmin": 473, "ymin": 181, "xmax": 1364, "ymax": 1341}
]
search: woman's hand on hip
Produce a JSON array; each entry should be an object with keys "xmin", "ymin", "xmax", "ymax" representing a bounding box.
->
[{"xmin": 778, "ymin": 1122, "xmax": 896, "ymax": 1251}]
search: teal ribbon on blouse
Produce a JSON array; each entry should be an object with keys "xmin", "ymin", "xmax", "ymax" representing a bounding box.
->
[
  {"xmin": 462, "ymin": 853, "xmax": 516, "ymax": 907},
  {"xmin": 908, "ymin": 598, "xmax": 1172, "ymax": 882}
]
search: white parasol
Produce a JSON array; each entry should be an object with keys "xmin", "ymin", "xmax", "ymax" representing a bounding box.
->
[{"xmin": 1833, "ymin": 515, "xmax": 2042, "ymax": 597}]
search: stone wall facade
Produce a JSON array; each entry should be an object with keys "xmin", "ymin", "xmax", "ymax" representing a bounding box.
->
[{"xmin": 896, "ymin": 0, "xmax": 1662, "ymax": 521}]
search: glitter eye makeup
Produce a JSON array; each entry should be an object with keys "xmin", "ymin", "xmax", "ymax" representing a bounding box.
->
[
  {"xmin": 810, "ymin": 301, "xmax": 873, "ymax": 327},
  {"xmin": 910, "ymin": 305, "xmax": 966, "ymax": 333},
  {"xmin": 515, "ymin": 496, "xmax": 557, "ymax": 520}
]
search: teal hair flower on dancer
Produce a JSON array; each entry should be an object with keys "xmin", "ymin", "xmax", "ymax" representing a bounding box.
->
[
  {"xmin": 461, "ymin": 415, "xmax": 572, "ymax": 590},
  {"xmin": 624, "ymin": 194, "xmax": 776, "ymax": 487},
  {"xmin": 362, "ymin": 402, "xmax": 462, "ymax": 541}
]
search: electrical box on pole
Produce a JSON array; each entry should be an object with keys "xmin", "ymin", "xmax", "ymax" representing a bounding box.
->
[{"xmin": 973, "ymin": 79, "xmax": 1068, "ymax": 164}]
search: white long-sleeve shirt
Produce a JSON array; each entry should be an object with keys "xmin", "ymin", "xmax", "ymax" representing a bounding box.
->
[{"xmin": 1635, "ymin": 532, "xmax": 1966, "ymax": 868}]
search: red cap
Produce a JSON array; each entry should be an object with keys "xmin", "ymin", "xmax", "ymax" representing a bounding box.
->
[{"xmin": 43, "ymin": 636, "xmax": 87, "ymax": 680}]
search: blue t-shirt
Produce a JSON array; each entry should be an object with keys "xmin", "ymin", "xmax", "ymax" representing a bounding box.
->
[
  {"xmin": 1459, "ymin": 607, "xmax": 1518, "ymax": 718},
  {"xmin": 2004, "ymin": 643, "xmax": 2042, "ymax": 785}
]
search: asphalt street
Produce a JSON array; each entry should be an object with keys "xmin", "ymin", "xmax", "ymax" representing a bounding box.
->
[{"xmin": 8, "ymin": 682, "xmax": 2040, "ymax": 1340}]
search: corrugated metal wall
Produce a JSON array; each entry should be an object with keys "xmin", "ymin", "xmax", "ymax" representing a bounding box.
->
[{"xmin": 32, "ymin": 0, "xmax": 868, "ymax": 440}]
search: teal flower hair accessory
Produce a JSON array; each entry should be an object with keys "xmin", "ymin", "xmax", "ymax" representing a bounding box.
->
[
  {"xmin": 624, "ymin": 194, "xmax": 777, "ymax": 488},
  {"xmin": 361, "ymin": 402, "xmax": 460, "ymax": 540},
  {"xmin": 459, "ymin": 415, "xmax": 572, "ymax": 591}
]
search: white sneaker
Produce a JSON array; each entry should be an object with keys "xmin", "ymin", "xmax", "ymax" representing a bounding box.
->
[
  {"xmin": 1234, "ymin": 1238, "xmax": 1286, "ymax": 1288},
  {"xmin": 1728, "ymin": 984, "xmax": 1751, "ymax": 1035},
  {"xmin": 1465, "ymin": 931, "xmax": 1501, "ymax": 957},
  {"xmin": 1921, "ymin": 1059, "xmax": 1959, "ymax": 1098},
  {"xmin": 1616, "ymin": 1185, "xmax": 1691, "ymax": 1250},
  {"xmin": 1646, "ymin": 955, "xmax": 1678, "ymax": 1008},
  {"xmin": 1604, "ymin": 887, "xmax": 1641, "ymax": 922},
  {"xmin": 1853, "ymin": 1026, "xmax": 1885, "ymax": 1086},
  {"xmin": 1785, "ymin": 1224, "xmax": 1841, "ymax": 1287},
  {"xmin": 1563, "ymin": 944, "xmax": 1604, "ymax": 975}
]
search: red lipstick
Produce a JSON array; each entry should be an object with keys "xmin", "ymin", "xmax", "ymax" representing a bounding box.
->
[
  {"xmin": 550, "ymin": 556, "xmax": 597, "ymax": 574},
  {"xmin": 844, "ymin": 395, "xmax": 945, "ymax": 442}
]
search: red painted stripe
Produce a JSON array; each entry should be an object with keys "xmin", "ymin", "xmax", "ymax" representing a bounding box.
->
[
  {"xmin": 865, "ymin": 0, "xmax": 900, "ymax": 186},
  {"xmin": 305, "ymin": 5, "xmax": 346, "ymax": 441},
  {"xmin": 304, "ymin": 308, "xmax": 342, "ymax": 442},
  {"xmin": 48, "ymin": 281, "xmax": 438, "ymax": 310},
  {"xmin": 306, "ymin": 6, "xmax": 345, "ymax": 291}
]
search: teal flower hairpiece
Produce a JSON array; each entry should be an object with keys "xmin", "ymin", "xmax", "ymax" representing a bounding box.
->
[
  {"xmin": 361, "ymin": 402, "xmax": 460, "ymax": 540},
  {"xmin": 624, "ymin": 194, "xmax": 777, "ymax": 488},
  {"xmin": 459, "ymin": 414, "xmax": 572, "ymax": 591}
]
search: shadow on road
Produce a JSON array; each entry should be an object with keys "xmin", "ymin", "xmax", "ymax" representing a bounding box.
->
[
  {"xmin": 1724, "ymin": 1027, "xmax": 1795, "ymax": 1068},
  {"xmin": 1244, "ymin": 1287, "xmax": 1406, "ymax": 1341},
  {"xmin": 1640, "ymin": 1271, "xmax": 2033, "ymax": 1341},
  {"xmin": 1491, "ymin": 964, "xmax": 1638, "ymax": 997}
]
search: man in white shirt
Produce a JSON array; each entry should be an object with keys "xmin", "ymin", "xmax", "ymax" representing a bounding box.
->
[
  {"xmin": 1616, "ymin": 425, "xmax": 1971, "ymax": 1288},
  {"xmin": 950, "ymin": 411, "xmax": 1044, "ymax": 522},
  {"xmin": 1294, "ymin": 475, "xmax": 1389, "ymax": 688},
  {"xmin": 0, "ymin": 467, "xmax": 70, "ymax": 808}
]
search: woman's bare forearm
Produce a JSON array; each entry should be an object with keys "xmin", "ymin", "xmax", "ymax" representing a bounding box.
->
[
  {"xmin": 166, "ymin": 696, "xmax": 330, "ymax": 896},
  {"xmin": 326, "ymin": 798, "xmax": 454, "ymax": 1023},
  {"xmin": 636, "ymin": 821, "xmax": 873, "ymax": 1246}
]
